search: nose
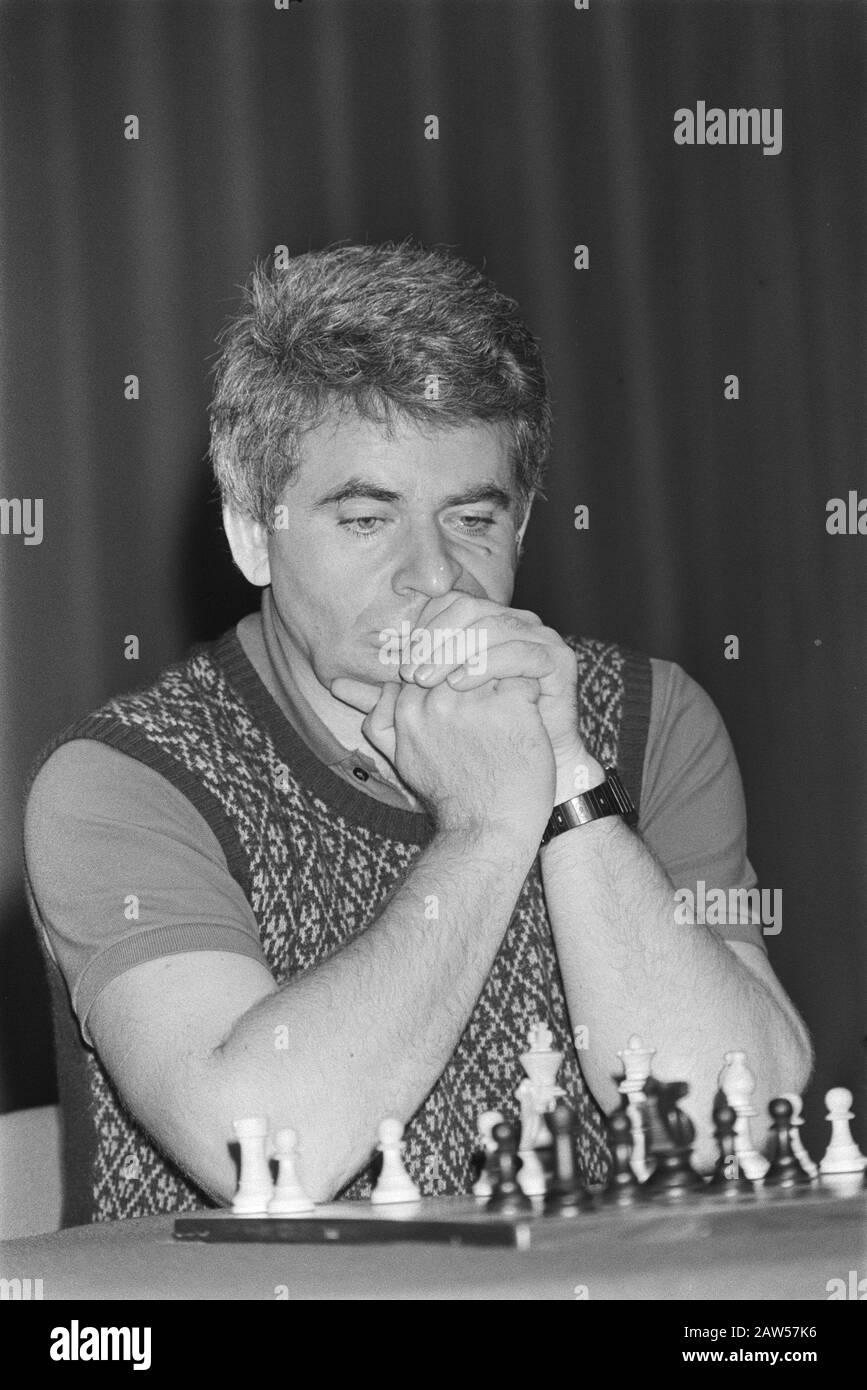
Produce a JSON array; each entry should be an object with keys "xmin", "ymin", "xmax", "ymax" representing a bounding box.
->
[{"xmin": 391, "ymin": 523, "xmax": 463, "ymax": 600}]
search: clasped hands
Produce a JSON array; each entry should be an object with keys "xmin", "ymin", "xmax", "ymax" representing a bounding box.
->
[{"xmin": 331, "ymin": 594, "xmax": 603, "ymax": 803}]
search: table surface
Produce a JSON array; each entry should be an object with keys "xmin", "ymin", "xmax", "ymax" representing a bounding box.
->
[{"xmin": 2, "ymin": 1181, "xmax": 865, "ymax": 1300}]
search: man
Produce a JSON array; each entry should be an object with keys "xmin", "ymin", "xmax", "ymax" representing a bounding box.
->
[{"xmin": 24, "ymin": 241, "xmax": 811, "ymax": 1223}]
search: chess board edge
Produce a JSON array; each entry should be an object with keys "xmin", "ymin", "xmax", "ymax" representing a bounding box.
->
[
  {"xmin": 173, "ymin": 1183, "xmax": 866, "ymax": 1250},
  {"xmin": 174, "ymin": 1203, "xmax": 533, "ymax": 1248}
]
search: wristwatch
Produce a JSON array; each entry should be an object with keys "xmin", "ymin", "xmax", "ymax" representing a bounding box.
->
[{"xmin": 540, "ymin": 767, "xmax": 637, "ymax": 846}]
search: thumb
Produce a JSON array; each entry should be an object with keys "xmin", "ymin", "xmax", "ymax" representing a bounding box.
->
[{"xmin": 361, "ymin": 680, "xmax": 400, "ymax": 758}]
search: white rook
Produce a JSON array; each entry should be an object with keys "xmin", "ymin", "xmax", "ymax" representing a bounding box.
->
[{"xmin": 232, "ymin": 1116, "xmax": 274, "ymax": 1214}]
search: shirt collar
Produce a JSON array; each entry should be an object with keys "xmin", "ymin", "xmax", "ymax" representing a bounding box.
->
[{"xmin": 236, "ymin": 589, "xmax": 417, "ymax": 809}]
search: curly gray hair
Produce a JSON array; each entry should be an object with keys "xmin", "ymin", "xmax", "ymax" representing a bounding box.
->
[{"xmin": 209, "ymin": 240, "xmax": 551, "ymax": 530}]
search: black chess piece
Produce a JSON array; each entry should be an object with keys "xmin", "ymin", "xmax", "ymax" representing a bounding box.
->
[
  {"xmin": 543, "ymin": 1102, "xmax": 593, "ymax": 1215},
  {"xmin": 707, "ymin": 1102, "xmax": 755, "ymax": 1197},
  {"xmin": 642, "ymin": 1078, "xmax": 705, "ymax": 1197},
  {"xmin": 763, "ymin": 1097, "xmax": 812, "ymax": 1190},
  {"xmin": 486, "ymin": 1120, "xmax": 533, "ymax": 1214},
  {"xmin": 602, "ymin": 1108, "xmax": 643, "ymax": 1206},
  {"xmin": 640, "ymin": 1076, "xmax": 672, "ymax": 1158}
]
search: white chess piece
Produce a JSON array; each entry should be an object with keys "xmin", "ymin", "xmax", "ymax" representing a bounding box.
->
[
  {"xmin": 516, "ymin": 1023, "xmax": 566, "ymax": 1128},
  {"xmin": 370, "ymin": 1118, "xmax": 421, "ymax": 1204},
  {"xmin": 268, "ymin": 1128, "xmax": 315, "ymax": 1214},
  {"xmin": 780, "ymin": 1092, "xmax": 818, "ymax": 1179},
  {"xmin": 232, "ymin": 1116, "xmax": 274, "ymax": 1214},
  {"xmin": 617, "ymin": 1034, "xmax": 655, "ymax": 1182},
  {"xmin": 472, "ymin": 1110, "xmax": 504, "ymax": 1198},
  {"xmin": 520, "ymin": 1022, "xmax": 565, "ymax": 1109},
  {"xmin": 516, "ymin": 1021, "xmax": 564, "ymax": 1195},
  {"xmin": 718, "ymin": 1051, "xmax": 769, "ymax": 1181},
  {"xmin": 514, "ymin": 1087, "xmax": 548, "ymax": 1196},
  {"xmin": 819, "ymin": 1088, "xmax": 867, "ymax": 1174},
  {"xmin": 527, "ymin": 1020, "xmax": 554, "ymax": 1053}
]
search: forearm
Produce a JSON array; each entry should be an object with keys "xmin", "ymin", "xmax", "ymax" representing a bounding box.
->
[
  {"xmin": 211, "ymin": 825, "xmax": 538, "ymax": 1201},
  {"xmin": 541, "ymin": 817, "xmax": 812, "ymax": 1165}
]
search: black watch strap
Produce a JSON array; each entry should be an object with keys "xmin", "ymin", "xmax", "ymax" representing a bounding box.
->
[{"xmin": 541, "ymin": 767, "xmax": 637, "ymax": 846}]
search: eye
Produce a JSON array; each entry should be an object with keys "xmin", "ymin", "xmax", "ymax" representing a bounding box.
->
[
  {"xmin": 452, "ymin": 514, "xmax": 497, "ymax": 535},
  {"xmin": 339, "ymin": 516, "xmax": 385, "ymax": 539}
]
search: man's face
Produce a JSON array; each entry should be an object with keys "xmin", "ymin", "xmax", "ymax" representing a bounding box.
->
[{"xmin": 266, "ymin": 410, "xmax": 525, "ymax": 690}]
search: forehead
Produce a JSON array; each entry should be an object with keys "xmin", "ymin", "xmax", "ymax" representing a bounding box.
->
[{"xmin": 294, "ymin": 410, "xmax": 515, "ymax": 497}]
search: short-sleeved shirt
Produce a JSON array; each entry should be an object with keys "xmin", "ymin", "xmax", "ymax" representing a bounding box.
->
[{"xmin": 24, "ymin": 591, "xmax": 766, "ymax": 1047}]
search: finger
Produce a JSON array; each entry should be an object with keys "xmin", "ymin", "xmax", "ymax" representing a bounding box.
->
[
  {"xmin": 494, "ymin": 675, "xmax": 543, "ymax": 702},
  {"xmin": 414, "ymin": 623, "xmax": 556, "ymax": 686},
  {"xmin": 444, "ymin": 640, "xmax": 557, "ymax": 690},
  {"xmin": 498, "ymin": 607, "xmax": 544, "ymax": 627},
  {"xmin": 416, "ymin": 591, "xmax": 543, "ymax": 629},
  {"xmin": 409, "ymin": 596, "xmax": 503, "ymax": 657},
  {"xmin": 330, "ymin": 677, "xmax": 383, "ymax": 714},
  {"xmin": 404, "ymin": 612, "xmax": 549, "ymax": 685},
  {"xmin": 414, "ymin": 592, "xmax": 467, "ymax": 626},
  {"xmin": 358, "ymin": 675, "xmax": 400, "ymax": 756},
  {"xmin": 361, "ymin": 679, "xmax": 401, "ymax": 746}
]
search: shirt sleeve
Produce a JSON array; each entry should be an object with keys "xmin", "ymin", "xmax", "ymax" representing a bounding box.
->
[
  {"xmin": 638, "ymin": 659, "xmax": 770, "ymax": 952},
  {"xmin": 24, "ymin": 739, "xmax": 269, "ymax": 1045}
]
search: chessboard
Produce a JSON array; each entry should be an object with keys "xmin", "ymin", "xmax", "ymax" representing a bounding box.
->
[
  {"xmin": 172, "ymin": 1176, "xmax": 865, "ymax": 1250},
  {"xmin": 175, "ymin": 1196, "xmax": 538, "ymax": 1248}
]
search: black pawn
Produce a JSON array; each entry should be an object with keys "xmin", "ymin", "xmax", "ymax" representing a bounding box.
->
[
  {"xmin": 543, "ymin": 1102, "xmax": 592, "ymax": 1214},
  {"xmin": 602, "ymin": 1109, "xmax": 643, "ymax": 1206},
  {"xmin": 486, "ymin": 1121, "xmax": 532, "ymax": 1214},
  {"xmin": 764, "ymin": 1098, "xmax": 812, "ymax": 1189},
  {"xmin": 707, "ymin": 1103, "xmax": 755, "ymax": 1196}
]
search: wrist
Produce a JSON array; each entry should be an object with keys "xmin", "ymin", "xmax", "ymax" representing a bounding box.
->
[
  {"xmin": 432, "ymin": 818, "xmax": 544, "ymax": 864},
  {"xmin": 553, "ymin": 749, "xmax": 606, "ymax": 807}
]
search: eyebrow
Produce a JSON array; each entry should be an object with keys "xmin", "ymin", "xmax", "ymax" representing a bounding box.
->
[{"xmin": 314, "ymin": 477, "xmax": 517, "ymax": 511}]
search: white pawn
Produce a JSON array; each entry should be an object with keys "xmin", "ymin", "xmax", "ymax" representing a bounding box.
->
[
  {"xmin": 718, "ymin": 1050, "xmax": 769, "ymax": 1181},
  {"xmin": 370, "ymin": 1118, "xmax": 421, "ymax": 1205},
  {"xmin": 268, "ymin": 1128, "xmax": 315, "ymax": 1214},
  {"xmin": 472, "ymin": 1110, "xmax": 504, "ymax": 1198},
  {"xmin": 232, "ymin": 1116, "xmax": 274, "ymax": 1214},
  {"xmin": 781, "ymin": 1092, "xmax": 818, "ymax": 1179},
  {"xmin": 819, "ymin": 1088, "xmax": 867, "ymax": 1174},
  {"xmin": 617, "ymin": 1034, "xmax": 655, "ymax": 1182}
]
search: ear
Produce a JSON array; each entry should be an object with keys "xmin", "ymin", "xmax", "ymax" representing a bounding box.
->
[{"xmin": 222, "ymin": 505, "xmax": 271, "ymax": 587}]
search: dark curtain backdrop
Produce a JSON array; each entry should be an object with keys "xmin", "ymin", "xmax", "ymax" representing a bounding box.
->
[{"xmin": 1, "ymin": 0, "xmax": 864, "ymax": 1158}]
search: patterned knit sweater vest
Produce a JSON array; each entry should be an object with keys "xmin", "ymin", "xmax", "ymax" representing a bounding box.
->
[{"xmin": 30, "ymin": 627, "xmax": 651, "ymax": 1225}]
